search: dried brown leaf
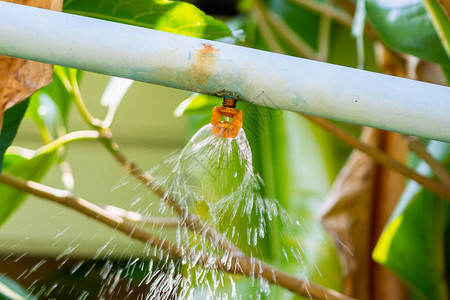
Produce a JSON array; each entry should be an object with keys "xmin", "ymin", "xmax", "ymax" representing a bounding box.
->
[
  {"xmin": 0, "ymin": 0, "xmax": 63, "ymax": 130},
  {"xmin": 319, "ymin": 127, "xmax": 379, "ymax": 300},
  {"xmin": 319, "ymin": 129, "xmax": 409, "ymax": 299},
  {"xmin": 370, "ymin": 131, "xmax": 408, "ymax": 300}
]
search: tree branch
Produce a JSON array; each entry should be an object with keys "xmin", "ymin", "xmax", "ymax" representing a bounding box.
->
[
  {"xmin": 406, "ymin": 136, "xmax": 450, "ymax": 186},
  {"xmin": 0, "ymin": 172, "xmax": 353, "ymax": 300},
  {"xmin": 301, "ymin": 114, "xmax": 450, "ymax": 200},
  {"xmin": 289, "ymin": 0, "xmax": 353, "ymax": 28}
]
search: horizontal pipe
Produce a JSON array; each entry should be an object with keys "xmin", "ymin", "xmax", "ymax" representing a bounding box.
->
[{"xmin": 0, "ymin": 2, "xmax": 449, "ymax": 142}]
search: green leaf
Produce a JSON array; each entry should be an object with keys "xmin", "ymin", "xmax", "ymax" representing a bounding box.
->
[
  {"xmin": 422, "ymin": 0, "xmax": 450, "ymax": 59},
  {"xmin": 25, "ymin": 67, "xmax": 78, "ymax": 141},
  {"xmin": 0, "ymin": 99, "xmax": 29, "ymax": 175},
  {"xmin": 101, "ymin": 77, "xmax": 134, "ymax": 126},
  {"xmin": 63, "ymin": 0, "xmax": 233, "ymax": 40},
  {"xmin": 373, "ymin": 140, "xmax": 449, "ymax": 300},
  {"xmin": 366, "ymin": 0, "xmax": 450, "ymax": 66},
  {"xmin": 0, "ymin": 147, "xmax": 56, "ymax": 227},
  {"xmin": 0, "ymin": 274, "xmax": 36, "ymax": 300},
  {"xmin": 100, "ymin": 77, "xmax": 133, "ymax": 109},
  {"xmin": 174, "ymin": 93, "xmax": 220, "ymax": 117}
]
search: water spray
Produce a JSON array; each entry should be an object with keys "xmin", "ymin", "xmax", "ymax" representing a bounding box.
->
[{"xmin": 210, "ymin": 98, "xmax": 243, "ymax": 139}]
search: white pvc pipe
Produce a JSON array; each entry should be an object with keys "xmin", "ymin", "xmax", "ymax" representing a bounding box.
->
[{"xmin": 0, "ymin": 2, "xmax": 449, "ymax": 142}]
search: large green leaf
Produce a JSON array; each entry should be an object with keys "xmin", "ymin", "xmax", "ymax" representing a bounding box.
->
[
  {"xmin": 422, "ymin": 0, "xmax": 450, "ymax": 59},
  {"xmin": 366, "ymin": 0, "xmax": 450, "ymax": 66},
  {"xmin": 0, "ymin": 100, "xmax": 29, "ymax": 175},
  {"xmin": 0, "ymin": 274, "xmax": 36, "ymax": 300},
  {"xmin": 0, "ymin": 148, "xmax": 56, "ymax": 227},
  {"xmin": 63, "ymin": 0, "xmax": 233, "ymax": 40},
  {"xmin": 373, "ymin": 141, "xmax": 450, "ymax": 300}
]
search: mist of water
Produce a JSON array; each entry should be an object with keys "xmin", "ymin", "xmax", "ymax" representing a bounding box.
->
[{"xmin": 3, "ymin": 124, "xmax": 326, "ymax": 299}]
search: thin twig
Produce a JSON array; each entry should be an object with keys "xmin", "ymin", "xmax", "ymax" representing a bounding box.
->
[
  {"xmin": 251, "ymin": 6, "xmax": 285, "ymax": 54},
  {"xmin": 317, "ymin": 12, "xmax": 332, "ymax": 62},
  {"xmin": 0, "ymin": 172, "xmax": 353, "ymax": 300},
  {"xmin": 333, "ymin": 0, "xmax": 355, "ymax": 15},
  {"xmin": 34, "ymin": 130, "xmax": 100, "ymax": 155},
  {"xmin": 289, "ymin": 0, "xmax": 353, "ymax": 28},
  {"xmin": 69, "ymin": 69, "xmax": 104, "ymax": 129},
  {"xmin": 302, "ymin": 114, "xmax": 450, "ymax": 200},
  {"xmin": 406, "ymin": 136, "xmax": 450, "ymax": 186}
]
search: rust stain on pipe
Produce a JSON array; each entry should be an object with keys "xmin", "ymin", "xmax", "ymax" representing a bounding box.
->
[{"xmin": 190, "ymin": 43, "xmax": 218, "ymax": 86}]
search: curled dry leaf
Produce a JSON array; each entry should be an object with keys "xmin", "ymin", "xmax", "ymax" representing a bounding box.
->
[
  {"xmin": 319, "ymin": 127, "xmax": 379, "ymax": 299},
  {"xmin": 0, "ymin": 0, "xmax": 63, "ymax": 131},
  {"xmin": 319, "ymin": 126, "xmax": 409, "ymax": 299}
]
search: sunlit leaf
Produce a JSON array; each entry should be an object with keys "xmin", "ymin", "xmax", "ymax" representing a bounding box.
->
[
  {"xmin": 422, "ymin": 0, "xmax": 450, "ymax": 59},
  {"xmin": 366, "ymin": 0, "xmax": 450, "ymax": 66},
  {"xmin": 174, "ymin": 94, "xmax": 220, "ymax": 117},
  {"xmin": 63, "ymin": 0, "xmax": 233, "ymax": 40},
  {"xmin": 101, "ymin": 77, "xmax": 134, "ymax": 109},
  {"xmin": 373, "ymin": 140, "xmax": 450, "ymax": 300},
  {"xmin": 101, "ymin": 77, "xmax": 134, "ymax": 126},
  {"xmin": 25, "ymin": 67, "xmax": 79, "ymax": 141}
]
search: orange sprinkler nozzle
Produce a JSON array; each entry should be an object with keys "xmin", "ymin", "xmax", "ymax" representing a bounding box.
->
[{"xmin": 211, "ymin": 106, "xmax": 243, "ymax": 139}]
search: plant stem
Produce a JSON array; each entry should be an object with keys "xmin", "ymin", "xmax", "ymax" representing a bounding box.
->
[
  {"xmin": 69, "ymin": 69, "xmax": 104, "ymax": 129},
  {"xmin": 0, "ymin": 172, "xmax": 353, "ymax": 300},
  {"xmin": 302, "ymin": 114, "xmax": 450, "ymax": 200},
  {"xmin": 317, "ymin": 12, "xmax": 332, "ymax": 62},
  {"xmin": 289, "ymin": 0, "xmax": 353, "ymax": 28},
  {"xmin": 251, "ymin": 6, "xmax": 284, "ymax": 54},
  {"xmin": 406, "ymin": 136, "xmax": 450, "ymax": 186},
  {"xmin": 254, "ymin": 0, "xmax": 317, "ymax": 59},
  {"xmin": 34, "ymin": 130, "xmax": 100, "ymax": 155}
]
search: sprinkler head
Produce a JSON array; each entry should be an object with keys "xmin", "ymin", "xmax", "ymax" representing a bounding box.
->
[{"xmin": 210, "ymin": 99, "xmax": 243, "ymax": 139}]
